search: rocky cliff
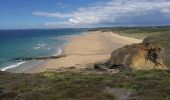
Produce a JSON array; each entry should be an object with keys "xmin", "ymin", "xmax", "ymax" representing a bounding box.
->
[{"xmin": 108, "ymin": 42, "xmax": 166, "ymax": 70}]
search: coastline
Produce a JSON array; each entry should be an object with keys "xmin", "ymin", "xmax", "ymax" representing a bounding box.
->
[
  {"xmin": 25, "ymin": 31, "xmax": 142, "ymax": 73},
  {"xmin": 1, "ymin": 30, "xmax": 86, "ymax": 73}
]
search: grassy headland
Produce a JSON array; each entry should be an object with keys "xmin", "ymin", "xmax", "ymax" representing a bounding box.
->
[{"xmin": 90, "ymin": 26, "xmax": 170, "ymax": 67}]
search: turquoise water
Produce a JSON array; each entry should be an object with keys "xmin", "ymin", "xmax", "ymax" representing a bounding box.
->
[{"xmin": 0, "ymin": 29, "xmax": 87, "ymax": 72}]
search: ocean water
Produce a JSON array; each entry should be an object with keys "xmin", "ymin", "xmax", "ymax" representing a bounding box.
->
[{"xmin": 0, "ymin": 29, "xmax": 87, "ymax": 72}]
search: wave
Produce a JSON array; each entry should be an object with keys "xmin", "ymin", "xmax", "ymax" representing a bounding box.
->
[
  {"xmin": 34, "ymin": 43, "xmax": 46, "ymax": 50},
  {"xmin": 47, "ymin": 48, "xmax": 51, "ymax": 50},
  {"xmin": 33, "ymin": 46, "xmax": 41, "ymax": 50},
  {"xmin": 38, "ymin": 43, "xmax": 46, "ymax": 47},
  {"xmin": 0, "ymin": 61, "xmax": 26, "ymax": 71},
  {"xmin": 55, "ymin": 48, "xmax": 62, "ymax": 56}
]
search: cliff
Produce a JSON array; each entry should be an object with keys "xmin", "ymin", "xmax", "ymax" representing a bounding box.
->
[{"xmin": 109, "ymin": 42, "xmax": 166, "ymax": 70}]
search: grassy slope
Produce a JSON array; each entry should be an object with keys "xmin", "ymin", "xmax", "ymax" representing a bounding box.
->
[{"xmin": 0, "ymin": 70, "xmax": 170, "ymax": 100}]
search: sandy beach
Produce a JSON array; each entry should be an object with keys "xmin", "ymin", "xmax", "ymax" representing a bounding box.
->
[{"xmin": 26, "ymin": 31, "xmax": 142, "ymax": 73}]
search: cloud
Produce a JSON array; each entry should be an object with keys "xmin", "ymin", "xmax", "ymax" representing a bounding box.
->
[
  {"xmin": 33, "ymin": 12, "xmax": 72, "ymax": 18},
  {"xmin": 56, "ymin": 2, "xmax": 70, "ymax": 8},
  {"xmin": 33, "ymin": 0, "xmax": 170, "ymax": 27}
]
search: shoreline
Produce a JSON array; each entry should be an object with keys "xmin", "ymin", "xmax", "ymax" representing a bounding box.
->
[
  {"xmin": 2, "ymin": 31, "xmax": 87, "ymax": 73},
  {"xmin": 25, "ymin": 31, "xmax": 142, "ymax": 73}
]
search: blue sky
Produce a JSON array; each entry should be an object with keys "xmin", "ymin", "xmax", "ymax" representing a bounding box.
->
[{"xmin": 1, "ymin": 0, "xmax": 170, "ymax": 29}]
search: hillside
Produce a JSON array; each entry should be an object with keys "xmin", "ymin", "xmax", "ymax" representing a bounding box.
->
[{"xmin": 1, "ymin": 70, "xmax": 170, "ymax": 100}]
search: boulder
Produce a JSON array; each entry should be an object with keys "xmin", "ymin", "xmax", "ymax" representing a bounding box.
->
[{"xmin": 109, "ymin": 42, "xmax": 166, "ymax": 70}]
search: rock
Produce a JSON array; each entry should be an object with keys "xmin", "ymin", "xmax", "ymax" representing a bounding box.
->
[
  {"xmin": 94, "ymin": 62, "xmax": 108, "ymax": 71},
  {"xmin": 14, "ymin": 54, "xmax": 67, "ymax": 61},
  {"xmin": 68, "ymin": 66, "xmax": 76, "ymax": 69},
  {"xmin": 109, "ymin": 42, "xmax": 166, "ymax": 70},
  {"xmin": 94, "ymin": 62, "xmax": 120, "ymax": 73}
]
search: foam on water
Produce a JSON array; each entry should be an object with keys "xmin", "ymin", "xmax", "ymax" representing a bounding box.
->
[
  {"xmin": 0, "ymin": 29, "xmax": 87, "ymax": 72},
  {"xmin": 56, "ymin": 48, "xmax": 62, "ymax": 55},
  {"xmin": 0, "ymin": 61, "xmax": 26, "ymax": 71},
  {"xmin": 33, "ymin": 46, "xmax": 41, "ymax": 50},
  {"xmin": 38, "ymin": 43, "xmax": 46, "ymax": 47}
]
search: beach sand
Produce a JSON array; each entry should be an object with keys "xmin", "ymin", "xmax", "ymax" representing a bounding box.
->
[{"xmin": 26, "ymin": 31, "xmax": 142, "ymax": 73}]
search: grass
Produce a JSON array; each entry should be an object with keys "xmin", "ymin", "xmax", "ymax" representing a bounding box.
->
[
  {"xmin": 0, "ymin": 70, "xmax": 170, "ymax": 100},
  {"xmin": 0, "ymin": 71, "xmax": 115, "ymax": 100}
]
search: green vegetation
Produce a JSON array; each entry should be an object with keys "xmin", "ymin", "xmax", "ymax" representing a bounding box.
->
[
  {"xmin": 91, "ymin": 26, "xmax": 170, "ymax": 67},
  {"xmin": 0, "ymin": 70, "xmax": 170, "ymax": 100},
  {"xmin": 91, "ymin": 26, "xmax": 170, "ymax": 39}
]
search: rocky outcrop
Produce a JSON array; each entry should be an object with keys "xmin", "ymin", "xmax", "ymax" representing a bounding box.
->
[
  {"xmin": 94, "ymin": 42, "xmax": 167, "ymax": 71},
  {"xmin": 14, "ymin": 54, "xmax": 67, "ymax": 61},
  {"xmin": 108, "ymin": 42, "xmax": 166, "ymax": 70}
]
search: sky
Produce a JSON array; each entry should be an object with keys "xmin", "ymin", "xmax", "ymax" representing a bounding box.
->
[{"xmin": 1, "ymin": 0, "xmax": 170, "ymax": 29}]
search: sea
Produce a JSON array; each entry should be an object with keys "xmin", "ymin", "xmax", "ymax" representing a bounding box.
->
[{"xmin": 0, "ymin": 29, "xmax": 87, "ymax": 72}]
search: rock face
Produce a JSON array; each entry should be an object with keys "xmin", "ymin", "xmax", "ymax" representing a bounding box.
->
[{"xmin": 108, "ymin": 42, "xmax": 166, "ymax": 70}]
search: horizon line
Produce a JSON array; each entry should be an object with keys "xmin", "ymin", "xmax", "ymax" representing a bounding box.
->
[{"xmin": 1, "ymin": 25, "xmax": 170, "ymax": 30}]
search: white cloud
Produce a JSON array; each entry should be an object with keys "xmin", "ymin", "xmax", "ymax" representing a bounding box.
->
[
  {"xmin": 33, "ymin": 12, "xmax": 72, "ymax": 18},
  {"xmin": 33, "ymin": 0, "xmax": 170, "ymax": 27},
  {"xmin": 161, "ymin": 8, "xmax": 170, "ymax": 13},
  {"xmin": 56, "ymin": 2, "xmax": 70, "ymax": 8}
]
